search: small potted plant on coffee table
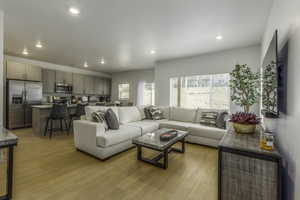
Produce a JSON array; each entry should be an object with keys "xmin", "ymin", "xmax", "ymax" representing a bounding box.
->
[{"xmin": 229, "ymin": 64, "xmax": 261, "ymax": 134}]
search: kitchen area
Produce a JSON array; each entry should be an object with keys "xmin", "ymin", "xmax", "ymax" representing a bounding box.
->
[{"xmin": 5, "ymin": 59, "xmax": 112, "ymax": 135}]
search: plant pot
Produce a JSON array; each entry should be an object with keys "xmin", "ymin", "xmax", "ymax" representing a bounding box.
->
[{"xmin": 232, "ymin": 123, "xmax": 256, "ymax": 134}]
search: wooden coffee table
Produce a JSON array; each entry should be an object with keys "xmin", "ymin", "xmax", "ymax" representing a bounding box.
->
[{"xmin": 132, "ymin": 128, "xmax": 188, "ymax": 169}]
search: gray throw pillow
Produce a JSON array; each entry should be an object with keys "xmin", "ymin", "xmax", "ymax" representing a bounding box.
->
[
  {"xmin": 199, "ymin": 112, "xmax": 219, "ymax": 127},
  {"xmin": 92, "ymin": 111, "xmax": 108, "ymax": 131},
  {"xmin": 216, "ymin": 111, "xmax": 228, "ymax": 129},
  {"xmin": 105, "ymin": 108, "xmax": 119, "ymax": 130},
  {"xmin": 149, "ymin": 106, "xmax": 164, "ymax": 120}
]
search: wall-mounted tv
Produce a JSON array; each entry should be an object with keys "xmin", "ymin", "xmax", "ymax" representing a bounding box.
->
[{"xmin": 261, "ymin": 30, "xmax": 288, "ymax": 118}]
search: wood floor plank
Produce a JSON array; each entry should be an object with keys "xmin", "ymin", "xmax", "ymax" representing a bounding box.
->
[{"xmin": 6, "ymin": 128, "xmax": 218, "ymax": 200}]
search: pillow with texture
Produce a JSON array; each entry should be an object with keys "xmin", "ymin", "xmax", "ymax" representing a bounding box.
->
[
  {"xmin": 144, "ymin": 106, "xmax": 153, "ymax": 119},
  {"xmin": 149, "ymin": 106, "xmax": 164, "ymax": 120},
  {"xmin": 216, "ymin": 111, "xmax": 228, "ymax": 129},
  {"xmin": 199, "ymin": 111, "xmax": 219, "ymax": 127},
  {"xmin": 105, "ymin": 108, "xmax": 120, "ymax": 130},
  {"xmin": 92, "ymin": 111, "xmax": 108, "ymax": 131}
]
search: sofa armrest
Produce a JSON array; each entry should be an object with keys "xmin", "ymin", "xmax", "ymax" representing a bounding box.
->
[{"xmin": 73, "ymin": 120, "xmax": 105, "ymax": 150}]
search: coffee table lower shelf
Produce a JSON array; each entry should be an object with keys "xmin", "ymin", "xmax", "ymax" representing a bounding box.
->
[{"xmin": 135, "ymin": 138, "xmax": 185, "ymax": 169}]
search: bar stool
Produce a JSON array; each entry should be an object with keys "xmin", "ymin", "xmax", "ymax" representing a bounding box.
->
[
  {"xmin": 68, "ymin": 103, "xmax": 87, "ymax": 133},
  {"xmin": 44, "ymin": 104, "xmax": 69, "ymax": 139}
]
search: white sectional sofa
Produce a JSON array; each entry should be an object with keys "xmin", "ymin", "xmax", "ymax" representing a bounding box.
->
[{"xmin": 74, "ymin": 106, "xmax": 228, "ymax": 160}]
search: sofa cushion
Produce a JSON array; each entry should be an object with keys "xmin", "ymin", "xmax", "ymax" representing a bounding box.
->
[
  {"xmin": 187, "ymin": 124, "xmax": 226, "ymax": 140},
  {"xmin": 159, "ymin": 120, "xmax": 190, "ymax": 131},
  {"xmin": 85, "ymin": 106, "xmax": 119, "ymax": 122},
  {"xmin": 118, "ymin": 107, "xmax": 142, "ymax": 124},
  {"xmin": 96, "ymin": 125, "xmax": 141, "ymax": 147},
  {"xmin": 170, "ymin": 107, "xmax": 197, "ymax": 122},
  {"xmin": 105, "ymin": 108, "xmax": 120, "ymax": 130},
  {"xmin": 157, "ymin": 106, "xmax": 170, "ymax": 119},
  {"xmin": 127, "ymin": 120, "xmax": 159, "ymax": 134},
  {"xmin": 136, "ymin": 106, "xmax": 146, "ymax": 119}
]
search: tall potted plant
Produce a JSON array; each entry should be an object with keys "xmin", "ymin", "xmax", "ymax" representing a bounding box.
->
[{"xmin": 229, "ymin": 64, "xmax": 261, "ymax": 134}]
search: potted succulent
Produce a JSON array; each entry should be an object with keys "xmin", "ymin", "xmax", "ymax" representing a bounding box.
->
[{"xmin": 229, "ymin": 64, "xmax": 261, "ymax": 134}]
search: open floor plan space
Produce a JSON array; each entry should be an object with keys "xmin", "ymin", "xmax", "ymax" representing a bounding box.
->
[{"xmin": 11, "ymin": 129, "xmax": 217, "ymax": 200}]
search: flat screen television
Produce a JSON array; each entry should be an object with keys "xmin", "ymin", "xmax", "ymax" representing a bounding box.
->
[{"xmin": 261, "ymin": 30, "xmax": 288, "ymax": 118}]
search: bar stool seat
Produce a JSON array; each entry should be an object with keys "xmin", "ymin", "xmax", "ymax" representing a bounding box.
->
[
  {"xmin": 44, "ymin": 104, "xmax": 69, "ymax": 139},
  {"xmin": 68, "ymin": 103, "xmax": 88, "ymax": 133}
]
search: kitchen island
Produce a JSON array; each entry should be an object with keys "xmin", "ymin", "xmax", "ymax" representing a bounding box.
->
[
  {"xmin": 0, "ymin": 127, "xmax": 18, "ymax": 200},
  {"xmin": 32, "ymin": 104, "xmax": 77, "ymax": 136}
]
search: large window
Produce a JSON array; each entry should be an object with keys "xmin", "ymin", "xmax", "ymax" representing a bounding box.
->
[
  {"xmin": 118, "ymin": 83, "xmax": 130, "ymax": 100},
  {"xmin": 170, "ymin": 73, "xmax": 230, "ymax": 109},
  {"xmin": 143, "ymin": 83, "xmax": 155, "ymax": 105}
]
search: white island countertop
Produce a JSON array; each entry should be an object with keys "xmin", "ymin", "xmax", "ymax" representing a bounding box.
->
[{"xmin": 31, "ymin": 104, "xmax": 78, "ymax": 109}]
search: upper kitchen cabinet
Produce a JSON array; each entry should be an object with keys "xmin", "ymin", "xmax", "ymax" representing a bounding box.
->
[
  {"xmin": 84, "ymin": 76, "xmax": 95, "ymax": 95},
  {"xmin": 26, "ymin": 65, "xmax": 42, "ymax": 81},
  {"xmin": 55, "ymin": 71, "xmax": 73, "ymax": 85},
  {"xmin": 6, "ymin": 61, "xmax": 27, "ymax": 80},
  {"xmin": 6, "ymin": 61, "xmax": 42, "ymax": 81},
  {"xmin": 42, "ymin": 69, "xmax": 56, "ymax": 93},
  {"xmin": 103, "ymin": 78, "xmax": 111, "ymax": 95},
  {"xmin": 94, "ymin": 77, "xmax": 104, "ymax": 95},
  {"xmin": 73, "ymin": 73, "xmax": 85, "ymax": 94}
]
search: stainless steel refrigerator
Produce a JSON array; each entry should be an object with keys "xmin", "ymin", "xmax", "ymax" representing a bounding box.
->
[{"xmin": 7, "ymin": 80, "xmax": 43, "ymax": 129}]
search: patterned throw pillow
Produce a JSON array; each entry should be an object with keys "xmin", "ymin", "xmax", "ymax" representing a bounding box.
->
[
  {"xmin": 149, "ymin": 106, "xmax": 164, "ymax": 120},
  {"xmin": 144, "ymin": 106, "xmax": 153, "ymax": 119},
  {"xmin": 92, "ymin": 111, "xmax": 108, "ymax": 130},
  {"xmin": 199, "ymin": 112, "xmax": 219, "ymax": 127}
]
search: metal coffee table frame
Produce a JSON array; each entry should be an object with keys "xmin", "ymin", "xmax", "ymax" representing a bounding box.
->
[{"xmin": 133, "ymin": 130, "xmax": 187, "ymax": 169}]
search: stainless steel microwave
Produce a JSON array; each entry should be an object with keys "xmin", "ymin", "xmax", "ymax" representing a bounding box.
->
[{"xmin": 55, "ymin": 83, "xmax": 73, "ymax": 94}]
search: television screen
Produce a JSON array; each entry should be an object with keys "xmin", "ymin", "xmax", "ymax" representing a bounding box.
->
[{"xmin": 261, "ymin": 30, "xmax": 288, "ymax": 117}]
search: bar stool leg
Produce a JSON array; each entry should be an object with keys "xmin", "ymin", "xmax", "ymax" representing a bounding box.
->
[
  {"xmin": 60, "ymin": 119, "xmax": 63, "ymax": 132},
  {"xmin": 64, "ymin": 119, "xmax": 69, "ymax": 135},
  {"xmin": 44, "ymin": 118, "xmax": 49, "ymax": 136},
  {"xmin": 49, "ymin": 119, "xmax": 53, "ymax": 139}
]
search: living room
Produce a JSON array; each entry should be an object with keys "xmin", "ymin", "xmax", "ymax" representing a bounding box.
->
[{"xmin": 0, "ymin": 0, "xmax": 300, "ymax": 199}]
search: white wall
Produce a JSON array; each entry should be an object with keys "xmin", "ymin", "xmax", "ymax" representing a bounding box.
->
[
  {"xmin": 155, "ymin": 45, "xmax": 261, "ymax": 113},
  {"xmin": 262, "ymin": 0, "xmax": 300, "ymax": 199},
  {"xmin": 111, "ymin": 69, "xmax": 154, "ymax": 105},
  {"xmin": 0, "ymin": 11, "xmax": 3, "ymax": 126},
  {"xmin": 5, "ymin": 55, "xmax": 111, "ymax": 78}
]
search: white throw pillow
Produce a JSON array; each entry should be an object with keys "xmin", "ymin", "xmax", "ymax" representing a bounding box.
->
[
  {"xmin": 118, "ymin": 106, "xmax": 142, "ymax": 124},
  {"xmin": 136, "ymin": 105, "xmax": 147, "ymax": 119}
]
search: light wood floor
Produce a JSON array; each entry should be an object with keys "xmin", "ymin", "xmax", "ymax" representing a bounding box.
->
[{"xmin": 7, "ymin": 128, "xmax": 218, "ymax": 200}]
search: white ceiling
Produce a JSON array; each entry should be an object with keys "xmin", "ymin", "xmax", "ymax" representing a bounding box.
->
[{"xmin": 2, "ymin": 0, "xmax": 273, "ymax": 73}]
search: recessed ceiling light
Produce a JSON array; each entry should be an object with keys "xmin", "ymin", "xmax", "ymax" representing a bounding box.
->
[
  {"xmin": 69, "ymin": 7, "xmax": 80, "ymax": 15},
  {"xmin": 216, "ymin": 35, "xmax": 223, "ymax": 40},
  {"xmin": 100, "ymin": 58, "xmax": 105, "ymax": 65},
  {"xmin": 150, "ymin": 50, "xmax": 156, "ymax": 55},
  {"xmin": 84, "ymin": 61, "xmax": 88, "ymax": 68},
  {"xmin": 22, "ymin": 48, "xmax": 29, "ymax": 55},
  {"xmin": 35, "ymin": 41, "xmax": 43, "ymax": 48}
]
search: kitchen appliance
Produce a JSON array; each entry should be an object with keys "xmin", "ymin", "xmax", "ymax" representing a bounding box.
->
[
  {"xmin": 55, "ymin": 83, "xmax": 73, "ymax": 94},
  {"xmin": 7, "ymin": 80, "xmax": 43, "ymax": 129}
]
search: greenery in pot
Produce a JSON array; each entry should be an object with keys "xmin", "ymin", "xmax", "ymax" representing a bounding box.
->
[
  {"xmin": 262, "ymin": 61, "xmax": 278, "ymax": 118},
  {"xmin": 229, "ymin": 64, "xmax": 261, "ymax": 133},
  {"xmin": 230, "ymin": 64, "xmax": 261, "ymax": 112}
]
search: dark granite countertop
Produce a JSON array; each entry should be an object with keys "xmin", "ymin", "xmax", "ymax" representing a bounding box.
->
[
  {"xmin": 31, "ymin": 104, "xmax": 77, "ymax": 109},
  {"xmin": 219, "ymin": 130, "xmax": 281, "ymax": 159},
  {"xmin": 0, "ymin": 127, "xmax": 18, "ymax": 147}
]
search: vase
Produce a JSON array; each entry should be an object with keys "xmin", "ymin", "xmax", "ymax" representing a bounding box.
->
[{"xmin": 233, "ymin": 123, "xmax": 256, "ymax": 134}]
